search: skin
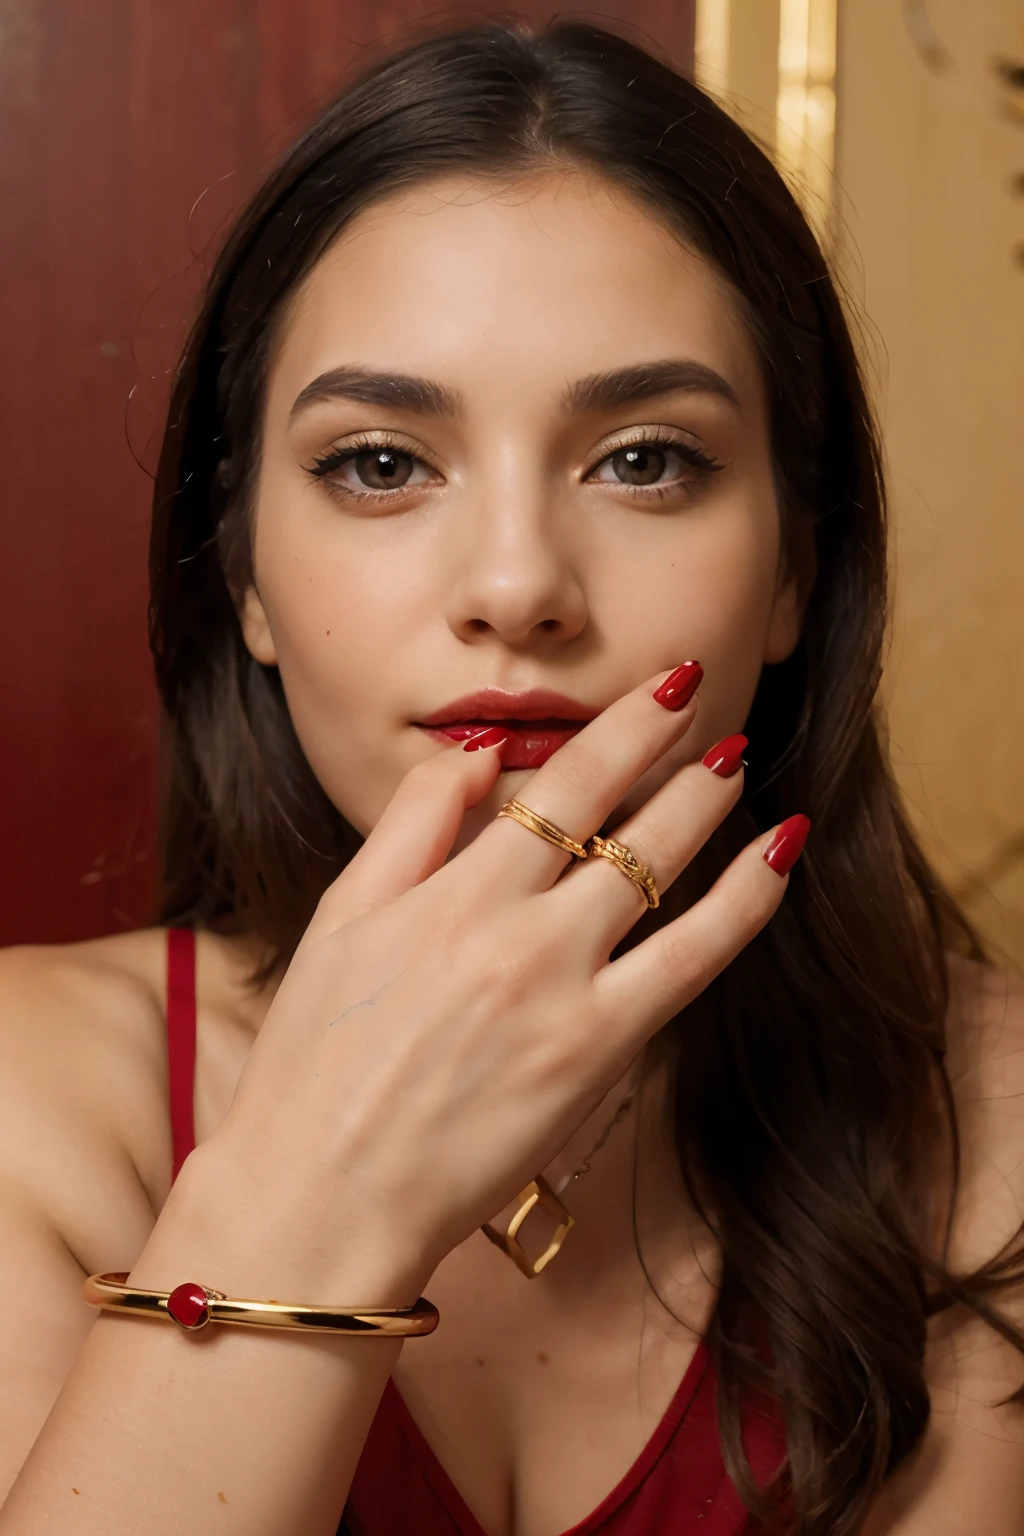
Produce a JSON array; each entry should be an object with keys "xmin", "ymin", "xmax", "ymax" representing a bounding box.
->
[
  {"xmin": 0, "ymin": 171, "xmax": 1020, "ymax": 1536},
  {"xmin": 240, "ymin": 172, "xmax": 801, "ymax": 836},
  {"xmin": 235, "ymin": 174, "xmax": 799, "ymax": 1527}
]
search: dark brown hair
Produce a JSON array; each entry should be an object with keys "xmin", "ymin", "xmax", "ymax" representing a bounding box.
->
[{"xmin": 149, "ymin": 20, "xmax": 1021, "ymax": 1534}]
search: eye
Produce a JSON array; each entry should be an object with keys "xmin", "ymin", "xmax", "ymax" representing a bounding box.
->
[
  {"xmin": 306, "ymin": 437, "xmax": 436, "ymax": 500},
  {"xmin": 334, "ymin": 447, "xmax": 423, "ymax": 491},
  {"xmin": 589, "ymin": 440, "xmax": 715, "ymax": 490},
  {"xmin": 606, "ymin": 445, "xmax": 673, "ymax": 486},
  {"xmin": 584, "ymin": 429, "xmax": 724, "ymax": 499}
]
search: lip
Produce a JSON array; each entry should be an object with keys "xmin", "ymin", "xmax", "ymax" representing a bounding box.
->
[{"xmin": 415, "ymin": 688, "xmax": 598, "ymax": 770}]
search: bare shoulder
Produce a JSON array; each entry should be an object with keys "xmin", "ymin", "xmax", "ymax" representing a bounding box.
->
[
  {"xmin": 0, "ymin": 930, "xmax": 171, "ymax": 1268},
  {"xmin": 860, "ymin": 957, "xmax": 1024, "ymax": 1533},
  {"xmin": 0, "ymin": 928, "xmax": 271, "ymax": 1494},
  {"xmin": 942, "ymin": 952, "xmax": 1024, "ymax": 1275},
  {"xmin": 922, "ymin": 955, "xmax": 1024, "ymax": 1474},
  {"xmin": 944, "ymin": 951, "xmax": 1024, "ymax": 1083}
]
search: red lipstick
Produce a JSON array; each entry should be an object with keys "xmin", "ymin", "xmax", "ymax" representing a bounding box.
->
[{"xmin": 416, "ymin": 688, "xmax": 597, "ymax": 770}]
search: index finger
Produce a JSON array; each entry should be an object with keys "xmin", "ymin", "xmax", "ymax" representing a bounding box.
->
[{"xmin": 471, "ymin": 662, "xmax": 703, "ymax": 890}]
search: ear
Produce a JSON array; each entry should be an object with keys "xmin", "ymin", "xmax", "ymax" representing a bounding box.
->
[
  {"xmin": 763, "ymin": 528, "xmax": 816, "ymax": 665},
  {"xmin": 239, "ymin": 584, "xmax": 278, "ymax": 666}
]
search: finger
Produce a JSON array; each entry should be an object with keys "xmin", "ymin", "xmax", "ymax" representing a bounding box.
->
[
  {"xmin": 593, "ymin": 816, "xmax": 810, "ymax": 1037},
  {"xmin": 315, "ymin": 733, "xmax": 506, "ymax": 928},
  {"xmin": 556, "ymin": 734, "xmax": 748, "ymax": 954},
  {"xmin": 467, "ymin": 662, "xmax": 703, "ymax": 891}
]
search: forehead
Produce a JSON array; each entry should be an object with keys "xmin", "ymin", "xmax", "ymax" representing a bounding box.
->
[{"xmin": 270, "ymin": 172, "xmax": 760, "ymax": 408}]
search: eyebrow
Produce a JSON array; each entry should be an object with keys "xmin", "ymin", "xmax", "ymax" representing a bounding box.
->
[
  {"xmin": 290, "ymin": 367, "xmax": 463, "ymax": 419},
  {"xmin": 289, "ymin": 356, "xmax": 739, "ymax": 421},
  {"xmin": 561, "ymin": 359, "xmax": 740, "ymax": 413}
]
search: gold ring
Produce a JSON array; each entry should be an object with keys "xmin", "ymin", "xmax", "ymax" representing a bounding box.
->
[
  {"xmin": 497, "ymin": 799, "xmax": 588, "ymax": 861},
  {"xmin": 587, "ymin": 834, "xmax": 659, "ymax": 909}
]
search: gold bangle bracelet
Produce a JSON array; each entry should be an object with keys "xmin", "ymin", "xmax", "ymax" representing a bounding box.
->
[{"xmin": 83, "ymin": 1272, "xmax": 439, "ymax": 1337}]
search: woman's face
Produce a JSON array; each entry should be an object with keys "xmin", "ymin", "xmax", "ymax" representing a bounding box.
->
[{"xmin": 243, "ymin": 172, "xmax": 803, "ymax": 838}]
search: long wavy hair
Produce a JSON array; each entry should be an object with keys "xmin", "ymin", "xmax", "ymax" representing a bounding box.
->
[{"xmin": 149, "ymin": 20, "xmax": 1021, "ymax": 1534}]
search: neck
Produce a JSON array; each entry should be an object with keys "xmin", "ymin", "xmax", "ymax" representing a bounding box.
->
[{"xmin": 484, "ymin": 1055, "xmax": 719, "ymax": 1318}]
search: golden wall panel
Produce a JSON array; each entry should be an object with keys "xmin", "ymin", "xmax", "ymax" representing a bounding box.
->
[{"xmin": 835, "ymin": 0, "xmax": 1024, "ymax": 964}]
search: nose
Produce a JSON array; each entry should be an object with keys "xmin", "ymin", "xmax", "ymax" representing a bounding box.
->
[{"xmin": 444, "ymin": 481, "xmax": 589, "ymax": 650}]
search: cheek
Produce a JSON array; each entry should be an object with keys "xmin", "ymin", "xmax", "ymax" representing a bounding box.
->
[
  {"xmin": 600, "ymin": 498, "xmax": 780, "ymax": 738},
  {"xmin": 249, "ymin": 504, "xmax": 433, "ymax": 831},
  {"xmin": 600, "ymin": 508, "xmax": 777, "ymax": 822}
]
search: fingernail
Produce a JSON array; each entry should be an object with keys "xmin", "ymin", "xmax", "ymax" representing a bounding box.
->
[
  {"xmin": 463, "ymin": 727, "xmax": 508, "ymax": 752},
  {"xmin": 653, "ymin": 661, "xmax": 703, "ymax": 712},
  {"xmin": 762, "ymin": 814, "xmax": 811, "ymax": 875},
  {"xmin": 702, "ymin": 734, "xmax": 747, "ymax": 778}
]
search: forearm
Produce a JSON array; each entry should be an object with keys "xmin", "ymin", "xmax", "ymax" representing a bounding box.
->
[{"xmin": 0, "ymin": 1148, "xmax": 424, "ymax": 1535}]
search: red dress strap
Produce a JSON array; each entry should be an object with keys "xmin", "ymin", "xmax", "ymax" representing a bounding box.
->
[{"xmin": 166, "ymin": 927, "xmax": 198, "ymax": 1181}]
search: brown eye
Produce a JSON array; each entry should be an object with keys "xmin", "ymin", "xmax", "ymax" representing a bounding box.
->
[
  {"xmin": 608, "ymin": 446, "xmax": 668, "ymax": 486},
  {"xmin": 588, "ymin": 436, "xmax": 720, "ymax": 494},
  {"xmin": 307, "ymin": 437, "xmax": 436, "ymax": 501},
  {"xmin": 349, "ymin": 448, "xmax": 414, "ymax": 489}
]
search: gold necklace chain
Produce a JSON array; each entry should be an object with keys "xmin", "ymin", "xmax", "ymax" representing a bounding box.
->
[
  {"xmin": 481, "ymin": 1078, "xmax": 641, "ymax": 1277},
  {"xmin": 554, "ymin": 1086, "xmax": 637, "ymax": 1197}
]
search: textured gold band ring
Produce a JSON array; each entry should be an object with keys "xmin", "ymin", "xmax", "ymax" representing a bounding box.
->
[
  {"xmin": 497, "ymin": 799, "xmax": 588, "ymax": 861},
  {"xmin": 587, "ymin": 834, "xmax": 659, "ymax": 909}
]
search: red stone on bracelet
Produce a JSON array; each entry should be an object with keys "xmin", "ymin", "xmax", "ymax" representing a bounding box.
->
[{"xmin": 167, "ymin": 1281, "xmax": 213, "ymax": 1329}]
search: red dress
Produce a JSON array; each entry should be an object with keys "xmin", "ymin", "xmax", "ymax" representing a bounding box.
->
[{"xmin": 165, "ymin": 929, "xmax": 789, "ymax": 1535}]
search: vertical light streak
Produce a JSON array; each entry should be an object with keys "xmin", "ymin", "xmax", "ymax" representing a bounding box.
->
[
  {"xmin": 694, "ymin": 0, "xmax": 731, "ymax": 93},
  {"xmin": 776, "ymin": 0, "xmax": 838, "ymax": 228}
]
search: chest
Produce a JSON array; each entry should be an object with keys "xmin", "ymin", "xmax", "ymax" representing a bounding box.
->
[{"xmin": 388, "ymin": 1236, "xmax": 705, "ymax": 1536}]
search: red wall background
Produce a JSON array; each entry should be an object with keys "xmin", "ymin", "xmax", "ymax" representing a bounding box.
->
[{"xmin": 0, "ymin": 1, "xmax": 694, "ymax": 946}]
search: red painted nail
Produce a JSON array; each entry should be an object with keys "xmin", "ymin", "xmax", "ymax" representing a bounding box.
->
[
  {"xmin": 652, "ymin": 661, "xmax": 703, "ymax": 712},
  {"xmin": 762, "ymin": 814, "xmax": 811, "ymax": 875},
  {"xmin": 463, "ymin": 726, "xmax": 508, "ymax": 752},
  {"xmin": 702, "ymin": 733, "xmax": 747, "ymax": 778}
]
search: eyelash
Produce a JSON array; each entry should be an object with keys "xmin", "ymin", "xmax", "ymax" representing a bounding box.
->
[
  {"xmin": 306, "ymin": 427, "xmax": 724, "ymax": 505},
  {"xmin": 307, "ymin": 432, "xmax": 427, "ymax": 501},
  {"xmin": 585, "ymin": 425, "xmax": 724, "ymax": 501}
]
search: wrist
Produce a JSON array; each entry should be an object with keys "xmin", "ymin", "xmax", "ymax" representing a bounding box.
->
[{"xmin": 131, "ymin": 1137, "xmax": 434, "ymax": 1308}]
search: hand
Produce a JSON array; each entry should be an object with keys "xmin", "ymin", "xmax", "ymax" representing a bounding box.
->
[{"xmin": 184, "ymin": 669, "xmax": 804, "ymax": 1299}]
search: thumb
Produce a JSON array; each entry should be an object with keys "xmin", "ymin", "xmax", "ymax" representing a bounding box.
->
[{"xmin": 314, "ymin": 734, "xmax": 506, "ymax": 930}]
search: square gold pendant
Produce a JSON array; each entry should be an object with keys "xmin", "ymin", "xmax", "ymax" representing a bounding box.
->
[{"xmin": 481, "ymin": 1176, "xmax": 574, "ymax": 1279}]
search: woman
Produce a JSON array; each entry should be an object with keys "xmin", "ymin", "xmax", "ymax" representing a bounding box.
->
[{"xmin": 0, "ymin": 19, "xmax": 1020, "ymax": 1536}]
